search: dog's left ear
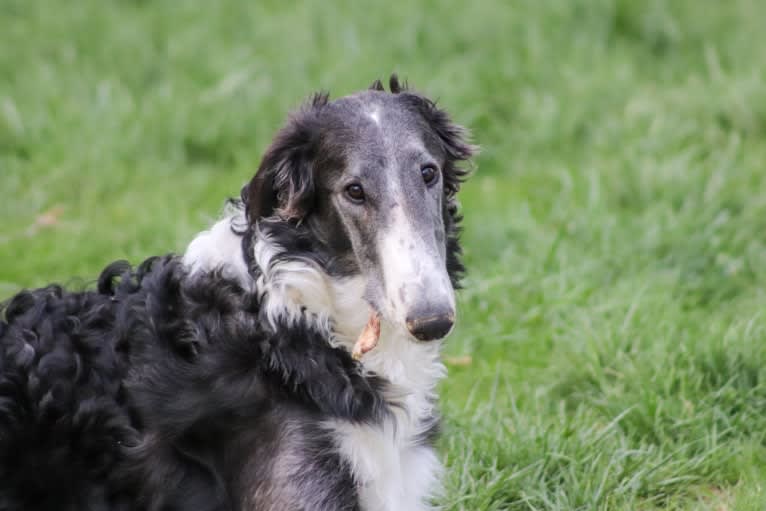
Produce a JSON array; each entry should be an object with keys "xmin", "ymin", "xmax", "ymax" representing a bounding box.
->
[
  {"xmin": 241, "ymin": 94, "xmax": 328, "ymax": 223},
  {"xmin": 418, "ymin": 99, "xmax": 478, "ymax": 196},
  {"xmin": 387, "ymin": 76, "xmax": 476, "ymax": 194},
  {"xmin": 392, "ymin": 76, "xmax": 476, "ymax": 195}
]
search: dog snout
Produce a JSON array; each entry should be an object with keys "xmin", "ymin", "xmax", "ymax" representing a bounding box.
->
[{"xmin": 406, "ymin": 308, "xmax": 455, "ymax": 341}]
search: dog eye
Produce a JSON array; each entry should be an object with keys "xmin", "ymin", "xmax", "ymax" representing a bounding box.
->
[
  {"xmin": 421, "ymin": 165, "xmax": 438, "ymax": 186},
  {"xmin": 345, "ymin": 183, "xmax": 365, "ymax": 203}
]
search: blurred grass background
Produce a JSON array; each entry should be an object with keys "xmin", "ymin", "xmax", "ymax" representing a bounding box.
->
[{"xmin": 2, "ymin": 0, "xmax": 766, "ymax": 509}]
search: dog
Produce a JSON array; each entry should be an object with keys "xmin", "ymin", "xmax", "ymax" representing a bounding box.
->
[{"xmin": 0, "ymin": 75, "xmax": 476, "ymax": 511}]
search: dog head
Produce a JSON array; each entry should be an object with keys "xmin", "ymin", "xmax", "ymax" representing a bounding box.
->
[{"xmin": 242, "ymin": 75, "xmax": 475, "ymax": 342}]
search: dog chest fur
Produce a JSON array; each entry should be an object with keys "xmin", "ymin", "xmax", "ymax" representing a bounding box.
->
[{"xmin": 325, "ymin": 331, "xmax": 445, "ymax": 511}]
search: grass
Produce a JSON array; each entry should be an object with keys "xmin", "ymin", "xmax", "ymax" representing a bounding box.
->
[{"xmin": 2, "ymin": 0, "xmax": 766, "ymax": 509}]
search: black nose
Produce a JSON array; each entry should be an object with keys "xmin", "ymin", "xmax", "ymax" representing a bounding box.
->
[{"xmin": 406, "ymin": 313, "xmax": 455, "ymax": 341}]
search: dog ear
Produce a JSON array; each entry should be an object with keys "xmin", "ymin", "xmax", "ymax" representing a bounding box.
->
[
  {"xmin": 241, "ymin": 93, "xmax": 328, "ymax": 222},
  {"xmin": 369, "ymin": 79, "xmax": 385, "ymax": 91},
  {"xmin": 389, "ymin": 74, "xmax": 408, "ymax": 94},
  {"xmin": 425, "ymin": 104, "xmax": 477, "ymax": 196},
  {"xmin": 393, "ymin": 78, "xmax": 476, "ymax": 195},
  {"xmin": 406, "ymin": 94, "xmax": 477, "ymax": 196}
]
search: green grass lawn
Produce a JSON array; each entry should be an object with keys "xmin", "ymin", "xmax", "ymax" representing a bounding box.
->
[{"xmin": 2, "ymin": 0, "xmax": 766, "ymax": 509}]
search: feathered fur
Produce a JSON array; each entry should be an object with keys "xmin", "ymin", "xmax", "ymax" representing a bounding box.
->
[{"xmin": 0, "ymin": 76, "xmax": 475, "ymax": 511}]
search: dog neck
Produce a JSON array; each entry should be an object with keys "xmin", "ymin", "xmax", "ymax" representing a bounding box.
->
[{"xmin": 183, "ymin": 212, "xmax": 445, "ymax": 387}]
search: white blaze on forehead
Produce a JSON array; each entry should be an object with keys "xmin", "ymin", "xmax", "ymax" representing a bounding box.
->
[{"xmin": 367, "ymin": 107, "xmax": 381, "ymax": 126}]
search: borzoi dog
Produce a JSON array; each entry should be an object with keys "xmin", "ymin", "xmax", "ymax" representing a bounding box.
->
[{"xmin": 0, "ymin": 75, "xmax": 476, "ymax": 511}]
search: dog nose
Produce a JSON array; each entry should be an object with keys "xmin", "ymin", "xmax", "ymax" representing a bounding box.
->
[{"xmin": 406, "ymin": 312, "xmax": 455, "ymax": 341}]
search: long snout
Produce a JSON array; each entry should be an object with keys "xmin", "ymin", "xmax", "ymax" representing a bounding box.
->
[
  {"xmin": 377, "ymin": 231, "xmax": 456, "ymax": 340},
  {"xmin": 372, "ymin": 197, "xmax": 457, "ymax": 341}
]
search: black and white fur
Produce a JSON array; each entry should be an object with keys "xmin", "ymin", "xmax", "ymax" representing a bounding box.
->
[{"xmin": 0, "ymin": 76, "xmax": 475, "ymax": 511}]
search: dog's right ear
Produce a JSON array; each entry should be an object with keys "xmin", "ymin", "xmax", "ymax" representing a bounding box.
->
[{"xmin": 241, "ymin": 93, "xmax": 328, "ymax": 223}]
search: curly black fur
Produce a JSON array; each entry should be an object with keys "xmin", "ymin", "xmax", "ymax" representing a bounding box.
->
[{"xmin": 0, "ymin": 257, "xmax": 388, "ymax": 510}]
